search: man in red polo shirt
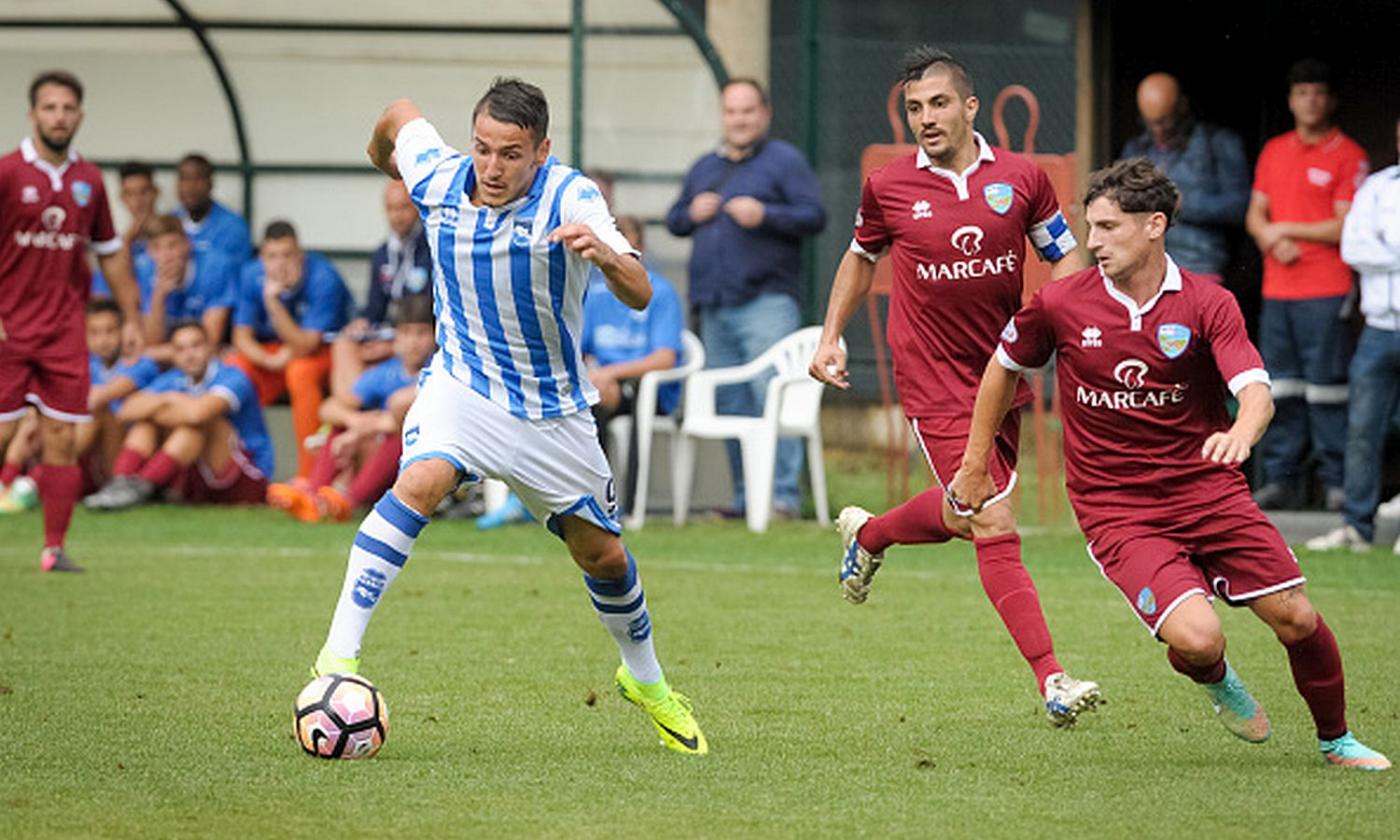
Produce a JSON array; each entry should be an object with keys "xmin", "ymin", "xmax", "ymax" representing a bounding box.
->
[
  {"xmin": 1246, "ymin": 59, "xmax": 1368, "ymax": 511},
  {"xmin": 0, "ymin": 69, "xmax": 143, "ymax": 573},
  {"xmin": 809, "ymin": 46, "xmax": 1099, "ymax": 727},
  {"xmin": 952, "ymin": 158, "xmax": 1389, "ymax": 770}
]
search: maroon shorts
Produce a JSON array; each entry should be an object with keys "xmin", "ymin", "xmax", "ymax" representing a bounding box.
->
[
  {"xmin": 911, "ymin": 411, "xmax": 1021, "ymax": 516},
  {"xmin": 175, "ymin": 447, "xmax": 268, "ymax": 505},
  {"xmin": 1084, "ymin": 496, "xmax": 1305, "ymax": 636},
  {"xmin": 0, "ymin": 337, "xmax": 90, "ymax": 422}
]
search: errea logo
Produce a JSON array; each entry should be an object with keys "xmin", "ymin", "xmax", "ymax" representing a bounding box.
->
[
  {"xmin": 911, "ymin": 199, "xmax": 932, "ymax": 220},
  {"xmin": 1080, "ymin": 326, "xmax": 1102, "ymax": 348}
]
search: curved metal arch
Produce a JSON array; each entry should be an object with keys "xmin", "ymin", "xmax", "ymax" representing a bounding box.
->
[
  {"xmin": 162, "ymin": 0, "xmax": 255, "ymax": 221},
  {"xmin": 654, "ymin": 0, "xmax": 731, "ymax": 89}
]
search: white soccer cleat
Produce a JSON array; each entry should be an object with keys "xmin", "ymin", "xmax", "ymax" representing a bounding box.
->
[
  {"xmin": 837, "ymin": 506, "xmax": 882, "ymax": 604},
  {"xmin": 1304, "ymin": 525, "xmax": 1370, "ymax": 553},
  {"xmin": 1044, "ymin": 672, "xmax": 1102, "ymax": 728},
  {"xmin": 1376, "ymin": 492, "xmax": 1400, "ymax": 520}
]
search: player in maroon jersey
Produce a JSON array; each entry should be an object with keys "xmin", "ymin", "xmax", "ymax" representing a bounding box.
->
[
  {"xmin": 951, "ymin": 158, "xmax": 1389, "ymax": 769},
  {"xmin": 809, "ymin": 46, "xmax": 1099, "ymax": 726},
  {"xmin": 0, "ymin": 70, "xmax": 144, "ymax": 573}
]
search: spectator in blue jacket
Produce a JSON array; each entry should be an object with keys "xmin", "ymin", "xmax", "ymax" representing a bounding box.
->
[
  {"xmin": 1120, "ymin": 73, "xmax": 1250, "ymax": 276},
  {"xmin": 665, "ymin": 77, "xmax": 826, "ymax": 519}
]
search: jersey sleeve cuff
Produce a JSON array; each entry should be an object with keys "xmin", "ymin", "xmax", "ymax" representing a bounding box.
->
[
  {"xmin": 849, "ymin": 237, "xmax": 886, "ymax": 263},
  {"xmin": 210, "ymin": 384, "xmax": 241, "ymax": 413},
  {"xmin": 995, "ymin": 344, "xmax": 1031, "ymax": 372},
  {"xmin": 1027, "ymin": 211, "xmax": 1077, "ymax": 262},
  {"xmin": 1227, "ymin": 368, "xmax": 1270, "ymax": 396},
  {"xmin": 90, "ymin": 237, "xmax": 123, "ymax": 256}
]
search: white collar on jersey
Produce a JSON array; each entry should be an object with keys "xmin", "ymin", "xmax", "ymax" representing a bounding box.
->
[
  {"xmin": 20, "ymin": 136, "xmax": 78, "ymax": 191},
  {"xmin": 1099, "ymin": 253, "xmax": 1183, "ymax": 331},
  {"xmin": 915, "ymin": 132, "xmax": 996, "ymax": 200}
]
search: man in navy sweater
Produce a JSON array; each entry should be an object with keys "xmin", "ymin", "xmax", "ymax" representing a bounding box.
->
[{"xmin": 666, "ymin": 78, "xmax": 826, "ymax": 519}]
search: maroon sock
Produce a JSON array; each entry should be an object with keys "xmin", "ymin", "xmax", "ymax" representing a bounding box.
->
[
  {"xmin": 1284, "ymin": 614, "xmax": 1348, "ymax": 740},
  {"xmin": 307, "ymin": 432, "xmax": 341, "ymax": 490},
  {"xmin": 38, "ymin": 464, "xmax": 81, "ymax": 549},
  {"xmin": 348, "ymin": 436, "xmax": 402, "ymax": 505},
  {"xmin": 0, "ymin": 462, "xmax": 21, "ymax": 486},
  {"xmin": 113, "ymin": 447, "xmax": 146, "ymax": 476},
  {"xmin": 137, "ymin": 451, "xmax": 182, "ymax": 488},
  {"xmin": 974, "ymin": 534, "xmax": 1062, "ymax": 693},
  {"xmin": 858, "ymin": 487, "xmax": 957, "ymax": 555},
  {"xmin": 1167, "ymin": 647, "xmax": 1227, "ymax": 684}
]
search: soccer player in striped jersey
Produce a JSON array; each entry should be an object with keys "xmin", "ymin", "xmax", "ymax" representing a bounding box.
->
[{"xmin": 309, "ymin": 78, "xmax": 707, "ymax": 755}]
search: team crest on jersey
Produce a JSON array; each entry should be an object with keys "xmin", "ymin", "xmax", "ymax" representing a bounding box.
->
[
  {"xmin": 71, "ymin": 180, "xmax": 92, "ymax": 208},
  {"xmin": 1000, "ymin": 318, "xmax": 1018, "ymax": 344},
  {"xmin": 1157, "ymin": 323, "xmax": 1191, "ymax": 359},
  {"xmin": 21, "ymin": 185, "xmax": 40, "ymax": 204},
  {"xmin": 1136, "ymin": 587, "xmax": 1157, "ymax": 615},
  {"xmin": 983, "ymin": 182, "xmax": 1014, "ymax": 215},
  {"xmin": 512, "ymin": 221, "xmax": 533, "ymax": 248}
]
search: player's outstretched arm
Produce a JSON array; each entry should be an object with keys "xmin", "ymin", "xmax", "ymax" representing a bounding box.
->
[
  {"xmin": 948, "ymin": 358, "xmax": 1023, "ymax": 513},
  {"xmin": 550, "ymin": 224, "xmax": 651, "ymax": 309},
  {"xmin": 367, "ymin": 99, "xmax": 423, "ymax": 180},
  {"xmin": 809, "ymin": 250, "xmax": 876, "ymax": 388},
  {"xmin": 1201, "ymin": 381, "xmax": 1274, "ymax": 465},
  {"xmin": 1049, "ymin": 246, "xmax": 1087, "ymax": 279}
]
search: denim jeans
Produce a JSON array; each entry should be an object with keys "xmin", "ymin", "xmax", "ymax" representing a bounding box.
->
[
  {"xmin": 1257, "ymin": 296, "xmax": 1352, "ymax": 489},
  {"xmin": 698, "ymin": 293, "xmax": 803, "ymax": 513},
  {"xmin": 1342, "ymin": 326, "xmax": 1400, "ymax": 539}
]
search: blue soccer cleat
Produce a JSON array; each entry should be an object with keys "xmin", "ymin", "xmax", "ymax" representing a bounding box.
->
[
  {"xmin": 1320, "ymin": 732, "xmax": 1391, "ymax": 771},
  {"xmin": 475, "ymin": 493, "xmax": 534, "ymax": 530}
]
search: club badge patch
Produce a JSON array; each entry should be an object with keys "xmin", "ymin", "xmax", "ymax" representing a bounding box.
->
[
  {"xmin": 1137, "ymin": 587, "xmax": 1157, "ymax": 615},
  {"xmin": 71, "ymin": 180, "xmax": 92, "ymax": 208},
  {"xmin": 983, "ymin": 182, "xmax": 1013, "ymax": 215},
  {"xmin": 1157, "ymin": 323, "xmax": 1191, "ymax": 359}
]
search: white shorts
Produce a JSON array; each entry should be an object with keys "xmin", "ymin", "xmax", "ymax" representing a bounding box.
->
[{"xmin": 400, "ymin": 358, "xmax": 620, "ymax": 538}]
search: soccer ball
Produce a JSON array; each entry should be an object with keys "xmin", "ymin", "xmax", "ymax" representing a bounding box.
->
[{"xmin": 294, "ymin": 673, "xmax": 388, "ymax": 759}]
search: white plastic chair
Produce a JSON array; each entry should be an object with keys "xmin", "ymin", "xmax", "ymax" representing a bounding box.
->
[
  {"xmin": 608, "ymin": 330, "xmax": 705, "ymax": 530},
  {"xmin": 672, "ymin": 325, "xmax": 839, "ymax": 533}
]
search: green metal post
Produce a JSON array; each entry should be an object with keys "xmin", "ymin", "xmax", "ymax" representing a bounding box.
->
[
  {"xmin": 799, "ymin": 0, "xmax": 822, "ymax": 323},
  {"xmin": 571, "ymin": 0, "xmax": 585, "ymax": 167}
]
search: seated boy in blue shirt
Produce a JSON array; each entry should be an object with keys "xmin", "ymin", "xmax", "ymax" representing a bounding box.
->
[
  {"xmin": 84, "ymin": 320, "xmax": 274, "ymax": 509},
  {"xmin": 269, "ymin": 295, "xmax": 435, "ymax": 523}
]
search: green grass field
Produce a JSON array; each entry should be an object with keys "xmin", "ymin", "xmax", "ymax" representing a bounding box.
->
[{"xmin": 1, "ymin": 462, "xmax": 1397, "ymax": 838}]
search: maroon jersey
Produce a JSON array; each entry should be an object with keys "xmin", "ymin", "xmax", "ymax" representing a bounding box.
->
[
  {"xmin": 852, "ymin": 135, "xmax": 1076, "ymax": 419},
  {"xmin": 996, "ymin": 259, "xmax": 1270, "ymax": 530},
  {"xmin": 0, "ymin": 137, "xmax": 120, "ymax": 351}
]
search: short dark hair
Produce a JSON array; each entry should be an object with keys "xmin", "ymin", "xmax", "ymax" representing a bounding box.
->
[
  {"xmin": 29, "ymin": 70, "xmax": 83, "ymax": 107},
  {"xmin": 118, "ymin": 160, "xmax": 155, "ymax": 182},
  {"xmin": 1287, "ymin": 58, "xmax": 1333, "ymax": 90},
  {"xmin": 261, "ymin": 219, "xmax": 298, "ymax": 243},
  {"xmin": 394, "ymin": 294, "xmax": 434, "ymax": 327},
  {"xmin": 177, "ymin": 153, "xmax": 214, "ymax": 178},
  {"xmin": 86, "ymin": 297, "xmax": 122, "ymax": 320},
  {"xmin": 167, "ymin": 319, "xmax": 206, "ymax": 341},
  {"xmin": 723, "ymin": 77, "xmax": 769, "ymax": 108},
  {"xmin": 1084, "ymin": 158, "xmax": 1180, "ymax": 227},
  {"xmin": 472, "ymin": 77, "xmax": 550, "ymax": 144},
  {"xmin": 898, "ymin": 45, "xmax": 974, "ymax": 99}
]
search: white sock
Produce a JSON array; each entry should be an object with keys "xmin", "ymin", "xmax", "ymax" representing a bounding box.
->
[
  {"xmin": 584, "ymin": 549, "xmax": 663, "ymax": 685},
  {"xmin": 325, "ymin": 491, "xmax": 429, "ymax": 659}
]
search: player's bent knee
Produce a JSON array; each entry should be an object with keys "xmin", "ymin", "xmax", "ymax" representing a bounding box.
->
[
  {"xmin": 1254, "ymin": 587, "xmax": 1318, "ymax": 643},
  {"xmin": 1158, "ymin": 597, "xmax": 1224, "ymax": 661},
  {"xmin": 391, "ymin": 459, "xmax": 456, "ymax": 517},
  {"xmin": 968, "ymin": 498, "xmax": 1016, "ymax": 539}
]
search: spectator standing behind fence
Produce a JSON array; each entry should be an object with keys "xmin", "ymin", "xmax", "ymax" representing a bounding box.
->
[
  {"xmin": 228, "ymin": 220, "xmax": 352, "ymax": 479},
  {"xmin": 1308, "ymin": 116, "xmax": 1400, "ymax": 553},
  {"xmin": 330, "ymin": 180, "xmax": 433, "ymax": 404},
  {"xmin": 174, "ymin": 152, "xmax": 252, "ymax": 266},
  {"xmin": 1121, "ymin": 73, "xmax": 1249, "ymax": 277},
  {"xmin": 665, "ymin": 77, "xmax": 826, "ymax": 519},
  {"xmin": 1246, "ymin": 59, "xmax": 1367, "ymax": 511}
]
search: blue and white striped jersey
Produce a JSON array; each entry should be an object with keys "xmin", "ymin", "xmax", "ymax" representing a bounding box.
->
[{"xmin": 396, "ymin": 118, "xmax": 636, "ymax": 420}]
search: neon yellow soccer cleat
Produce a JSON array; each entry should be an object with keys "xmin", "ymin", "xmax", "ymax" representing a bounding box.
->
[
  {"xmin": 614, "ymin": 665, "xmax": 708, "ymax": 755},
  {"xmin": 311, "ymin": 645, "xmax": 361, "ymax": 679}
]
